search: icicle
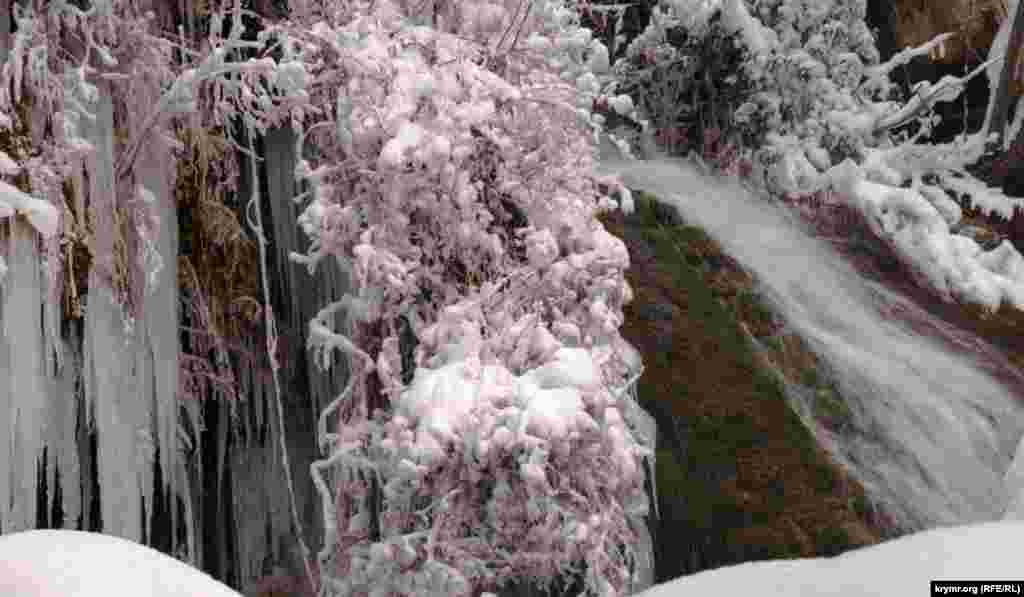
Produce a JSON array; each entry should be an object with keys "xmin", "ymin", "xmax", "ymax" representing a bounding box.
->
[
  {"xmin": 177, "ymin": 446, "xmax": 199, "ymax": 565},
  {"xmin": 40, "ymin": 230, "xmax": 73, "ymax": 530},
  {"xmin": 264, "ymin": 125, "xmax": 349, "ymax": 416},
  {"xmin": 86, "ymin": 269, "xmax": 147, "ymax": 541},
  {"xmin": 250, "ymin": 122, "xmax": 317, "ymax": 593},
  {"xmin": 0, "ymin": 223, "xmax": 9, "ymax": 532},
  {"xmin": 230, "ymin": 447, "xmax": 260, "ymax": 593},
  {"xmin": 254, "ymin": 353, "xmax": 266, "ymax": 432},
  {"xmin": 83, "ymin": 87, "xmax": 147, "ymax": 542},
  {"xmin": 79, "ymin": 304, "xmax": 96, "ymax": 531},
  {"xmin": 215, "ymin": 399, "xmax": 230, "ymax": 576},
  {"xmin": 135, "ymin": 84, "xmax": 181, "ymax": 546},
  {"xmin": 50, "ymin": 329, "xmax": 82, "ymax": 530},
  {"xmin": 179, "ymin": 396, "xmax": 203, "ymax": 565},
  {"xmin": 3, "ymin": 219, "xmax": 49, "ymax": 532},
  {"xmin": 136, "ymin": 331, "xmax": 156, "ymax": 542},
  {"xmin": 238, "ymin": 349, "xmax": 253, "ymax": 441}
]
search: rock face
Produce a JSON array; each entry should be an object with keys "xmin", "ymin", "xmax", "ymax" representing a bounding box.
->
[{"xmin": 598, "ymin": 192, "xmax": 883, "ymax": 583}]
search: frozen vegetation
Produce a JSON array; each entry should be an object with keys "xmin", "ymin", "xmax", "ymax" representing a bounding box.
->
[{"xmin": 3, "ymin": 0, "xmax": 1024, "ymax": 595}]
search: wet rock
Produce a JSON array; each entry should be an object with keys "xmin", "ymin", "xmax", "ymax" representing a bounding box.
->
[{"xmin": 1004, "ymin": 167, "xmax": 1024, "ymax": 198}]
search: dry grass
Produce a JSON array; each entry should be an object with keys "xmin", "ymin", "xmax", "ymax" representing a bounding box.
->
[
  {"xmin": 174, "ymin": 126, "xmax": 261, "ymax": 343},
  {"xmin": 60, "ymin": 179, "xmax": 91, "ymax": 319}
]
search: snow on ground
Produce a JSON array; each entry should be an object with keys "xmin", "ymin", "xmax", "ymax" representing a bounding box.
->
[
  {"xmin": 0, "ymin": 530, "xmax": 241, "ymax": 597},
  {"xmin": 4, "ymin": 523, "xmax": 1024, "ymax": 597},
  {"xmin": 635, "ymin": 521, "xmax": 1024, "ymax": 597}
]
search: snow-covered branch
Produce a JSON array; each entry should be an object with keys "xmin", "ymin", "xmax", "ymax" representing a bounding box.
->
[{"xmin": 873, "ymin": 56, "xmax": 1000, "ymax": 133}]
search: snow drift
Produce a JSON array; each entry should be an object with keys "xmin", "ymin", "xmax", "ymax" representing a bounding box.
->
[
  {"xmin": 636, "ymin": 521, "xmax": 1024, "ymax": 597},
  {"xmin": 0, "ymin": 530, "xmax": 241, "ymax": 597}
]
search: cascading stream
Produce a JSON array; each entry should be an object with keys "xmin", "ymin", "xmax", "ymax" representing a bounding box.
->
[{"xmin": 600, "ymin": 151, "xmax": 1024, "ymax": 531}]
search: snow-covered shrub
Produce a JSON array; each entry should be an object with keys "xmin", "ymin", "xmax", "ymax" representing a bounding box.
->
[
  {"xmin": 613, "ymin": 9, "xmax": 757, "ymax": 158},
  {"xmin": 604, "ymin": 0, "xmax": 1024, "ymax": 317},
  {"xmin": 265, "ymin": 1, "xmax": 648, "ymax": 596},
  {"xmin": 313, "ymin": 312, "xmax": 648, "ymax": 597},
  {"xmin": 735, "ymin": 0, "xmax": 883, "ymax": 164}
]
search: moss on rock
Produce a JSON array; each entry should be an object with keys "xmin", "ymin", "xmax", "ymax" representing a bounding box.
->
[{"xmin": 599, "ymin": 191, "xmax": 879, "ymax": 583}]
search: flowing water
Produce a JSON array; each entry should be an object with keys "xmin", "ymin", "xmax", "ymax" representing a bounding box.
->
[{"xmin": 599, "ymin": 150, "xmax": 1024, "ymax": 530}]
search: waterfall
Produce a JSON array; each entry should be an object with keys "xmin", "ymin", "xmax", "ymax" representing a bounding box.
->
[{"xmin": 601, "ymin": 153, "xmax": 1024, "ymax": 530}]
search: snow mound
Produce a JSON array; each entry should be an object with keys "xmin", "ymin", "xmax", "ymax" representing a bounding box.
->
[
  {"xmin": 636, "ymin": 521, "xmax": 1024, "ymax": 597},
  {"xmin": 0, "ymin": 530, "xmax": 241, "ymax": 597}
]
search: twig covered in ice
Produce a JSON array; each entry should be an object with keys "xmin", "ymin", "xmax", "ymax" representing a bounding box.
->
[{"xmin": 873, "ymin": 57, "xmax": 999, "ymax": 133}]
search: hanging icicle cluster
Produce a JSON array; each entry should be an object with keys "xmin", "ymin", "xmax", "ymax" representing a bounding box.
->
[
  {"xmin": 0, "ymin": 0, "xmax": 190, "ymax": 550},
  {"xmin": 0, "ymin": 4, "xmax": 322, "ymax": 590}
]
